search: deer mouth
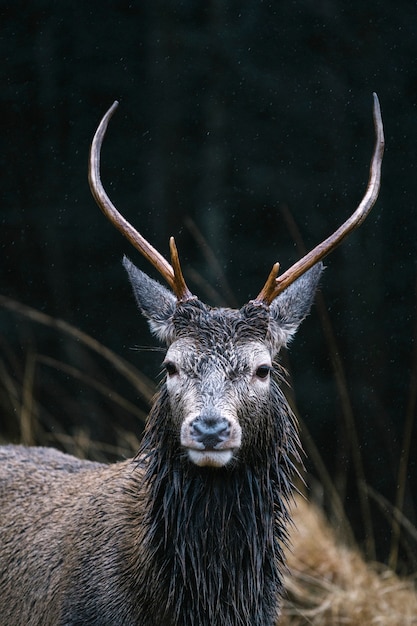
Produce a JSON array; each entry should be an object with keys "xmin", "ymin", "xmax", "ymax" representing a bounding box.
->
[{"xmin": 186, "ymin": 447, "xmax": 235, "ymax": 468}]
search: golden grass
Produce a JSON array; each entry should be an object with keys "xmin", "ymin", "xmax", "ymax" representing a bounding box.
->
[{"xmin": 281, "ymin": 496, "xmax": 417, "ymax": 625}]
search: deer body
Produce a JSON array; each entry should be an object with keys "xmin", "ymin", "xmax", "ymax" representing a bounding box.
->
[
  {"xmin": 0, "ymin": 267, "xmax": 320, "ymax": 625},
  {"xmin": 0, "ymin": 96, "xmax": 383, "ymax": 625},
  {"xmin": 0, "ymin": 447, "xmax": 141, "ymax": 625}
]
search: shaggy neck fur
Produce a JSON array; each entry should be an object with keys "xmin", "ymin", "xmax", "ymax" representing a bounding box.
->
[{"xmin": 132, "ymin": 385, "xmax": 300, "ymax": 626}]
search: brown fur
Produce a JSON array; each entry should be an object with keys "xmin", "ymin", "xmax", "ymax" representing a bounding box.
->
[{"xmin": 0, "ymin": 446, "xmax": 145, "ymax": 624}]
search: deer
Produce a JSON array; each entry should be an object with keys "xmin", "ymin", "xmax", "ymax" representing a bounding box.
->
[{"xmin": 0, "ymin": 95, "xmax": 384, "ymax": 626}]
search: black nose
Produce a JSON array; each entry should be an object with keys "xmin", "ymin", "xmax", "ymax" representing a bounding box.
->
[{"xmin": 191, "ymin": 416, "xmax": 231, "ymax": 449}]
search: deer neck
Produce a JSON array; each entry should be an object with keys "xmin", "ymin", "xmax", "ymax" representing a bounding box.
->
[{"xmin": 131, "ymin": 390, "xmax": 293, "ymax": 625}]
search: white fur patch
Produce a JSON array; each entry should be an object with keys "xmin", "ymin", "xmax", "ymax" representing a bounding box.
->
[{"xmin": 187, "ymin": 449, "xmax": 234, "ymax": 467}]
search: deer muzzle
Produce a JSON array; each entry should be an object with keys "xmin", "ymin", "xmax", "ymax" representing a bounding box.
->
[{"xmin": 181, "ymin": 409, "xmax": 242, "ymax": 468}]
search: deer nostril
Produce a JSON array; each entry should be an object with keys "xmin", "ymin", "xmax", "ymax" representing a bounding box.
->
[{"xmin": 191, "ymin": 417, "xmax": 231, "ymax": 449}]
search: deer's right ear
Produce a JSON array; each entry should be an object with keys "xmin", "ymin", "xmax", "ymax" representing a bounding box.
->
[
  {"xmin": 267, "ymin": 263, "xmax": 323, "ymax": 350},
  {"xmin": 123, "ymin": 256, "xmax": 177, "ymax": 344}
]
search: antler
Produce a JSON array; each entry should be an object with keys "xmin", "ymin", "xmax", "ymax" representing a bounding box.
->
[
  {"xmin": 89, "ymin": 101, "xmax": 193, "ymax": 302},
  {"xmin": 255, "ymin": 93, "xmax": 385, "ymax": 305}
]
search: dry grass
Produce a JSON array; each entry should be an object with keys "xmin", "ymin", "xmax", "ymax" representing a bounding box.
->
[{"xmin": 281, "ymin": 496, "xmax": 417, "ymax": 625}]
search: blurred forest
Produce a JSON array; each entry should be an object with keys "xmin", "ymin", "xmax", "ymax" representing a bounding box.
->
[{"xmin": 1, "ymin": 2, "xmax": 416, "ymax": 573}]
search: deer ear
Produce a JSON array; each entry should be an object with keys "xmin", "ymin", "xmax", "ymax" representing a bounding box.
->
[
  {"xmin": 123, "ymin": 256, "xmax": 177, "ymax": 344},
  {"xmin": 267, "ymin": 263, "xmax": 323, "ymax": 350}
]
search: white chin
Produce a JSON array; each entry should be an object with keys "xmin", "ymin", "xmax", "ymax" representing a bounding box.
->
[{"xmin": 187, "ymin": 449, "xmax": 234, "ymax": 468}]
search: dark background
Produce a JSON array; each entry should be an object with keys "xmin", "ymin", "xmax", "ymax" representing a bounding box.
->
[{"xmin": 1, "ymin": 2, "xmax": 416, "ymax": 572}]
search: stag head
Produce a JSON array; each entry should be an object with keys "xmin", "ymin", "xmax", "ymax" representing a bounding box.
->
[{"xmin": 88, "ymin": 96, "xmax": 384, "ymax": 468}]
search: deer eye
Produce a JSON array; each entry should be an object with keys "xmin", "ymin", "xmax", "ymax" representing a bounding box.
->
[
  {"xmin": 163, "ymin": 360, "xmax": 178, "ymax": 377},
  {"xmin": 255, "ymin": 365, "xmax": 271, "ymax": 380}
]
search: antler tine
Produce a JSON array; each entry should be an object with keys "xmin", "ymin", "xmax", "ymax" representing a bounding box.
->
[
  {"xmin": 169, "ymin": 236, "xmax": 194, "ymax": 301},
  {"xmin": 89, "ymin": 101, "xmax": 193, "ymax": 302},
  {"xmin": 255, "ymin": 93, "xmax": 385, "ymax": 305}
]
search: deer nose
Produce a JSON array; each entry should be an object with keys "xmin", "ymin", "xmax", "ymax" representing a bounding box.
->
[{"xmin": 191, "ymin": 416, "xmax": 231, "ymax": 449}]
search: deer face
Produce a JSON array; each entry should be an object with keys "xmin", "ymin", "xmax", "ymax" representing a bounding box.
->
[
  {"xmin": 163, "ymin": 334, "xmax": 273, "ymax": 467},
  {"xmin": 124, "ymin": 259, "xmax": 323, "ymax": 468}
]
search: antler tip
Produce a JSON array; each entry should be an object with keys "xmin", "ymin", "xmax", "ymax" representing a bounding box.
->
[
  {"xmin": 109, "ymin": 100, "xmax": 119, "ymax": 115},
  {"xmin": 371, "ymin": 93, "xmax": 384, "ymax": 147},
  {"xmin": 253, "ymin": 262, "xmax": 281, "ymax": 305}
]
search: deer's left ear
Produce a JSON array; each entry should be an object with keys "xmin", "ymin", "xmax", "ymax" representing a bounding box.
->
[
  {"xmin": 267, "ymin": 263, "xmax": 323, "ymax": 350},
  {"xmin": 123, "ymin": 256, "xmax": 177, "ymax": 344}
]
